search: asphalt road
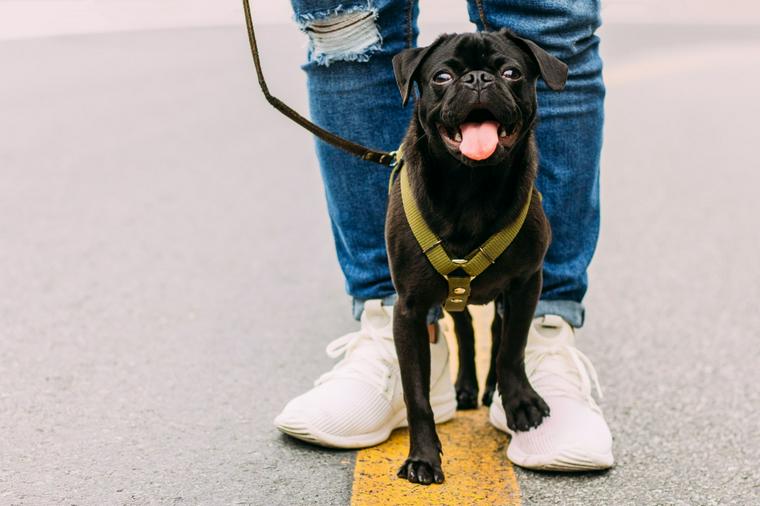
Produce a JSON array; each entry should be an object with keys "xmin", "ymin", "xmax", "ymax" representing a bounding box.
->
[{"xmin": 1, "ymin": 23, "xmax": 759, "ymax": 505}]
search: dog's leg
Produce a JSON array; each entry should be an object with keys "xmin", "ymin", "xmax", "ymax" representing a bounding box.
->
[
  {"xmin": 497, "ymin": 272, "xmax": 550, "ymax": 431},
  {"xmin": 394, "ymin": 299, "xmax": 445, "ymax": 485},
  {"xmin": 482, "ymin": 299, "xmax": 503, "ymax": 406},
  {"xmin": 451, "ymin": 308, "xmax": 479, "ymax": 409}
]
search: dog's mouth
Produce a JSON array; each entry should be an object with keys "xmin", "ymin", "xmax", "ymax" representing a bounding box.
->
[{"xmin": 438, "ymin": 109, "xmax": 519, "ymax": 161}]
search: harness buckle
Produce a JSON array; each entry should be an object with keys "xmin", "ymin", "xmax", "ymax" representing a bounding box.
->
[
  {"xmin": 478, "ymin": 247, "xmax": 496, "ymax": 265},
  {"xmin": 444, "ymin": 276, "xmax": 472, "ymax": 312},
  {"xmin": 423, "ymin": 240, "xmax": 443, "ymax": 255}
]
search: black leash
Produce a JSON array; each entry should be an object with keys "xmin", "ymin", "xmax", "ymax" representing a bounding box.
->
[{"xmin": 242, "ymin": 0, "xmax": 396, "ymax": 166}]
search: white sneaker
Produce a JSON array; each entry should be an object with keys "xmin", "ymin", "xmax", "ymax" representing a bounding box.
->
[
  {"xmin": 489, "ymin": 315, "xmax": 614, "ymax": 471},
  {"xmin": 274, "ymin": 300, "xmax": 457, "ymax": 448}
]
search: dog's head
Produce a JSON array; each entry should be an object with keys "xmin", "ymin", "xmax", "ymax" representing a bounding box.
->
[{"xmin": 393, "ymin": 30, "xmax": 567, "ymax": 167}]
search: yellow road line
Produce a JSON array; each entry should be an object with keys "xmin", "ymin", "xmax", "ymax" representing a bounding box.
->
[
  {"xmin": 351, "ymin": 409, "xmax": 519, "ymax": 506},
  {"xmin": 351, "ymin": 304, "xmax": 520, "ymax": 506}
]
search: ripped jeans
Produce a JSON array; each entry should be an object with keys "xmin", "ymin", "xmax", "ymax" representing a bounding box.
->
[{"xmin": 289, "ymin": 0, "xmax": 605, "ymax": 328}]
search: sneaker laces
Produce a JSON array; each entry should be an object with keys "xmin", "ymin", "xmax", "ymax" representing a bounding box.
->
[
  {"xmin": 314, "ymin": 324, "xmax": 397, "ymax": 392},
  {"xmin": 525, "ymin": 342, "xmax": 604, "ymax": 413}
]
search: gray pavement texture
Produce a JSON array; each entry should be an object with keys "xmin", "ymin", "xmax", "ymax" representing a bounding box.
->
[{"xmin": 1, "ymin": 23, "xmax": 759, "ymax": 506}]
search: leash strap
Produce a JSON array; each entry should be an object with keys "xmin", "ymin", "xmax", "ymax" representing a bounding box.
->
[
  {"xmin": 242, "ymin": 0, "xmax": 396, "ymax": 166},
  {"xmin": 399, "ymin": 160, "xmax": 534, "ymax": 311}
]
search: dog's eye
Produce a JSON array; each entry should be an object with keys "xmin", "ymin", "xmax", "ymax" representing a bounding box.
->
[
  {"xmin": 433, "ymin": 71, "xmax": 453, "ymax": 84},
  {"xmin": 501, "ymin": 68, "xmax": 522, "ymax": 80}
]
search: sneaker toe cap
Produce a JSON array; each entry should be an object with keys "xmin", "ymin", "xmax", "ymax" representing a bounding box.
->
[
  {"xmin": 273, "ymin": 381, "xmax": 396, "ymax": 446},
  {"xmin": 273, "ymin": 407, "xmax": 324, "ymax": 445},
  {"xmin": 507, "ymin": 397, "xmax": 613, "ymax": 471}
]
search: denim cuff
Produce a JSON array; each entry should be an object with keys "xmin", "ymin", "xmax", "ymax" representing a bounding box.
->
[
  {"xmin": 352, "ymin": 294, "xmax": 442, "ymax": 325},
  {"xmin": 353, "ymin": 297, "xmax": 581, "ymax": 327},
  {"xmin": 495, "ymin": 299, "xmax": 585, "ymax": 328},
  {"xmin": 535, "ymin": 299, "xmax": 585, "ymax": 328}
]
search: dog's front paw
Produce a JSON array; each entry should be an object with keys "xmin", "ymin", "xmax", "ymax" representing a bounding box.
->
[
  {"xmin": 397, "ymin": 458, "xmax": 444, "ymax": 485},
  {"xmin": 455, "ymin": 384, "xmax": 479, "ymax": 410},
  {"xmin": 502, "ymin": 383, "xmax": 550, "ymax": 432}
]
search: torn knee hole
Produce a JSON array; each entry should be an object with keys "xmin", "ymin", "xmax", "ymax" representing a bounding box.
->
[{"xmin": 300, "ymin": 9, "xmax": 382, "ymax": 66}]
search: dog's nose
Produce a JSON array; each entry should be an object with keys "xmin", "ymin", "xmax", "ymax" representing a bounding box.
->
[{"xmin": 462, "ymin": 71, "xmax": 495, "ymax": 91}]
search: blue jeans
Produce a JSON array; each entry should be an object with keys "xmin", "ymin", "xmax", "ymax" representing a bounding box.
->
[{"xmin": 290, "ymin": 0, "xmax": 604, "ymax": 328}]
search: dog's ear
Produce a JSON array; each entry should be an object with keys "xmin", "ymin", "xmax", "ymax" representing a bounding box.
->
[
  {"xmin": 500, "ymin": 29, "xmax": 568, "ymax": 91},
  {"xmin": 392, "ymin": 36, "xmax": 448, "ymax": 106}
]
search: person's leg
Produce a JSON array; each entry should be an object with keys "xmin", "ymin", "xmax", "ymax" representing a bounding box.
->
[
  {"xmin": 467, "ymin": 0, "xmax": 604, "ymax": 328},
  {"xmin": 275, "ymin": 0, "xmax": 456, "ymax": 448},
  {"xmin": 467, "ymin": 0, "xmax": 613, "ymax": 471},
  {"xmin": 291, "ymin": 0, "xmax": 415, "ymax": 316}
]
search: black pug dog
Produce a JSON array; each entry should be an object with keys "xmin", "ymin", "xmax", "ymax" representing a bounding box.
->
[{"xmin": 386, "ymin": 29, "xmax": 567, "ymax": 485}]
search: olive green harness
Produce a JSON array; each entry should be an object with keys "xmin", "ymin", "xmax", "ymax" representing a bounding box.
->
[{"xmin": 392, "ymin": 150, "xmax": 535, "ymax": 312}]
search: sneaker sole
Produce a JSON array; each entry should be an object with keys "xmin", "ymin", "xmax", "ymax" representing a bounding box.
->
[
  {"xmin": 489, "ymin": 399, "xmax": 614, "ymax": 471},
  {"xmin": 506, "ymin": 444, "xmax": 614, "ymax": 472},
  {"xmin": 275, "ymin": 390, "xmax": 457, "ymax": 449}
]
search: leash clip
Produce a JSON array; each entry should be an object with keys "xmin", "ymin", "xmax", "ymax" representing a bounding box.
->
[{"xmin": 363, "ymin": 150, "xmax": 397, "ymax": 166}]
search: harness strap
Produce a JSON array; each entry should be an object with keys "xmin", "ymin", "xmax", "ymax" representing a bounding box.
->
[{"xmin": 398, "ymin": 158, "xmax": 534, "ymax": 311}]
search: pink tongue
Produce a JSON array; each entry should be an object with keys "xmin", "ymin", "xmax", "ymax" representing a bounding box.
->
[{"xmin": 459, "ymin": 121, "xmax": 499, "ymax": 161}]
